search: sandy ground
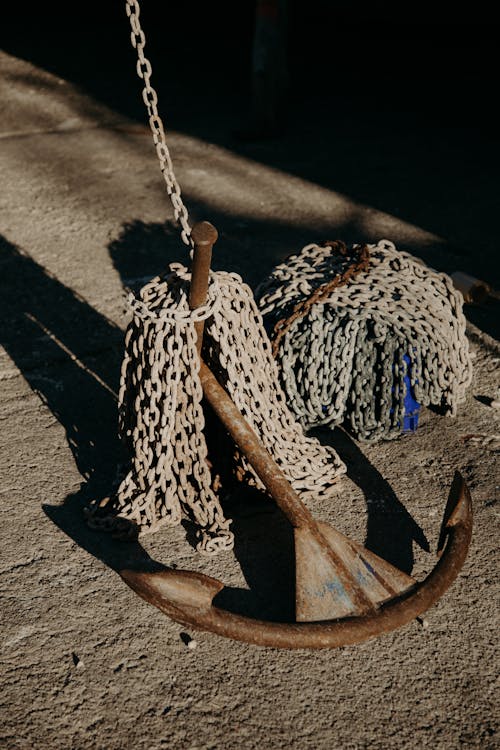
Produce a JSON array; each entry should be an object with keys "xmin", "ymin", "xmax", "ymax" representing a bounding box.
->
[{"xmin": 0, "ymin": 51, "xmax": 498, "ymax": 749}]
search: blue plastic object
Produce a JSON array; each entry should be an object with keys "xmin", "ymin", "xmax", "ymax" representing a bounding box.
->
[
  {"xmin": 320, "ymin": 352, "xmax": 420, "ymax": 433},
  {"xmin": 401, "ymin": 354, "xmax": 420, "ymax": 432}
]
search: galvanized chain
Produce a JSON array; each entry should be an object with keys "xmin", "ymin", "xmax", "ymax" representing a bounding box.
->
[
  {"xmin": 125, "ymin": 0, "xmax": 193, "ymax": 249},
  {"xmin": 256, "ymin": 240, "xmax": 473, "ymax": 442},
  {"xmin": 270, "ymin": 240, "xmax": 370, "ymax": 358},
  {"xmin": 203, "ymin": 272, "xmax": 345, "ymax": 500},
  {"xmin": 86, "ymin": 265, "xmax": 346, "ymax": 553}
]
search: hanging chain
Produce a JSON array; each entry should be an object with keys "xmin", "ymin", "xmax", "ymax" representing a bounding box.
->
[{"xmin": 125, "ymin": 0, "xmax": 193, "ymax": 249}]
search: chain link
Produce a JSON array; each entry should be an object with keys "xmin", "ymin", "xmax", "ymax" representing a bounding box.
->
[
  {"xmin": 125, "ymin": 0, "xmax": 193, "ymax": 249},
  {"xmin": 86, "ymin": 265, "xmax": 346, "ymax": 552},
  {"xmin": 270, "ymin": 241, "xmax": 370, "ymax": 358},
  {"xmin": 256, "ymin": 240, "xmax": 473, "ymax": 442}
]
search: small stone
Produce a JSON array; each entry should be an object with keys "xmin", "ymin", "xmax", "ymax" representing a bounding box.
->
[
  {"xmin": 187, "ymin": 639, "xmax": 198, "ymax": 650},
  {"xmin": 72, "ymin": 652, "xmax": 85, "ymax": 669},
  {"xmin": 490, "ymin": 400, "xmax": 500, "ymax": 409},
  {"xmin": 483, "ymin": 435, "xmax": 500, "ymax": 451},
  {"xmin": 180, "ymin": 631, "xmax": 196, "ymax": 647}
]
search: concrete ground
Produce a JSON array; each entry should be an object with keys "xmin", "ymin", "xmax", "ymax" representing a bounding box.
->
[{"xmin": 1, "ymin": 37, "xmax": 498, "ymax": 750}]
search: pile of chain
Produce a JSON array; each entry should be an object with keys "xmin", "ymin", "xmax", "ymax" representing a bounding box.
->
[
  {"xmin": 87, "ymin": 264, "xmax": 346, "ymax": 554},
  {"xmin": 256, "ymin": 239, "xmax": 473, "ymax": 442}
]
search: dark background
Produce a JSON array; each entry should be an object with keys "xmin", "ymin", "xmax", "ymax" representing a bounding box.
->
[
  {"xmin": 2, "ymin": 2, "xmax": 499, "ymax": 313},
  {"xmin": 2, "ymin": 3, "xmax": 497, "ymax": 132}
]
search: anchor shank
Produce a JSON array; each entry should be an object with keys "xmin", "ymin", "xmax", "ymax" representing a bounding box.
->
[
  {"xmin": 199, "ymin": 359, "xmax": 312, "ymax": 530},
  {"xmin": 189, "ymin": 223, "xmax": 383, "ymax": 615},
  {"xmin": 189, "ymin": 221, "xmax": 218, "ymax": 355}
]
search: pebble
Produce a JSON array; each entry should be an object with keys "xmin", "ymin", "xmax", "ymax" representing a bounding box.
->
[
  {"xmin": 483, "ymin": 435, "xmax": 500, "ymax": 450},
  {"xmin": 490, "ymin": 400, "xmax": 500, "ymax": 409},
  {"xmin": 187, "ymin": 639, "xmax": 198, "ymax": 650},
  {"xmin": 72, "ymin": 652, "xmax": 85, "ymax": 669}
]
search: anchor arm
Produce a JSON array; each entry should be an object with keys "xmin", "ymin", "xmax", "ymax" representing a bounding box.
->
[{"xmin": 119, "ymin": 471, "xmax": 472, "ymax": 648}]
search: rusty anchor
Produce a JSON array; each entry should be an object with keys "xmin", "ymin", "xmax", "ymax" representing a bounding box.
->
[{"xmin": 120, "ymin": 222, "xmax": 473, "ymax": 649}]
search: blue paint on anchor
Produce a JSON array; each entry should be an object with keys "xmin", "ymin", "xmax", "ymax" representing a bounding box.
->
[
  {"xmin": 363, "ymin": 560, "xmax": 375, "ymax": 576},
  {"xmin": 311, "ymin": 579, "xmax": 352, "ymax": 607},
  {"xmin": 356, "ymin": 570, "xmax": 372, "ymax": 587}
]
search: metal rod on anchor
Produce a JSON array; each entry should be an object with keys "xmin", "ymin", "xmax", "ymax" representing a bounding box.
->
[{"xmin": 189, "ymin": 221, "xmax": 218, "ymax": 355}]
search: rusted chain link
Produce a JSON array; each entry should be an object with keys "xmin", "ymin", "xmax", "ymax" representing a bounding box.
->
[{"xmin": 125, "ymin": 0, "xmax": 193, "ymax": 249}]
